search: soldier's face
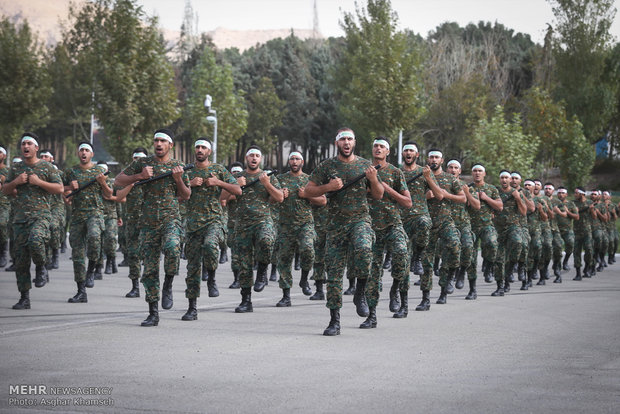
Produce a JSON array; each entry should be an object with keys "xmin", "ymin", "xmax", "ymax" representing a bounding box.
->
[
  {"xmin": 500, "ymin": 175, "xmax": 510, "ymax": 188},
  {"xmin": 402, "ymin": 149, "xmax": 417, "ymax": 166},
  {"xmin": 40, "ymin": 154, "xmax": 53, "ymax": 163},
  {"xmin": 78, "ymin": 148, "xmax": 93, "ymax": 164},
  {"xmin": 544, "ymin": 187, "xmax": 553, "ymax": 197},
  {"xmin": 154, "ymin": 138, "xmax": 172, "ymax": 158},
  {"xmin": 511, "ymin": 177, "xmax": 521, "ymax": 188},
  {"xmin": 427, "ymin": 155, "xmax": 442, "ymax": 171},
  {"xmin": 336, "ymin": 137, "xmax": 355, "ymax": 158},
  {"xmin": 194, "ymin": 145, "xmax": 211, "ymax": 162},
  {"xmin": 524, "ymin": 183, "xmax": 534, "ymax": 193},
  {"xmin": 288, "ymin": 156, "xmax": 303, "ymax": 172},
  {"xmin": 447, "ymin": 164, "xmax": 461, "ymax": 177},
  {"xmin": 534, "ymin": 182, "xmax": 542, "ymax": 193},
  {"xmin": 0, "ymin": 152, "xmax": 6, "ymax": 163},
  {"xmin": 472, "ymin": 168, "xmax": 485, "ymax": 183},
  {"xmin": 21, "ymin": 141, "xmax": 38, "ymax": 159},
  {"xmin": 246, "ymin": 153, "xmax": 261, "ymax": 171},
  {"xmin": 372, "ymin": 143, "xmax": 389, "ymax": 161},
  {"xmin": 558, "ymin": 192, "xmax": 567, "ymax": 201}
]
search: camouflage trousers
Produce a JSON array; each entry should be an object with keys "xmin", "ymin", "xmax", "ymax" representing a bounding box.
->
[
  {"xmin": 468, "ymin": 224, "xmax": 498, "ymax": 281},
  {"xmin": 527, "ymin": 228, "xmax": 542, "ymax": 271},
  {"xmin": 125, "ymin": 218, "xmax": 142, "ymax": 280},
  {"xmin": 271, "ymin": 227, "xmax": 279, "ymax": 267},
  {"xmin": 185, "ymin": 222, "xmax": 224, "ymax": 299},
  {"xmin": 0, "ymin": 205, "xmax": 9, "ymax": 245},
  {"xmin": 227, "ymin": 222, "xmax": 240, "ymax": 273},
  {"xmin": 13, "ymin": 217, "xmax": 50, "ymax": 293},
  {"xmin": 102, "ymin": 217, "xmax": 118, "ymax": 258},
  {"xmin": 367, "ymin": 224, "xmax": 408, "ymax": 308},
  {"xmin": 277, "ymin": 222, "xmax": 316, "ymax": 289},
  {"xmin": 325, "ymin": 220, "xmax": 375, "ymax": 310},
  {"xmin": 402, "ymin": 213, "xmax": 432, "ymax": 256},
  {"xmin": 495, "ymin": 224, "xmax": 523, "ymax": 281},
  {"xmin": 236, "ymin": 219, "xmax": 275, "ymax": 289},
  {"xmin": 69, "ymin": 215, "xmax": 104, "ymax": 283},
  {"xmin": 48, "ymin": 209, "xmax": 65, "ymax": 251},
  {"xmin": 608, "ymin": 227, "xmax": 618, "ymax": 256},
  {"xmin": 220, "ymin": 225, "xmax": 228, "ymax": 251},
  {"xmin": 592, "ymin": 227, "xmax": 608, "ymax": 257},
  {"xmin": 573, "ymin": 230, "xmax": 593, "ymax": 269},
  {"xmin": 141, "ymin": 219, "xmax": 182, "ymax": 303},
  {"xmin": 520, "ymin": 226, "xmax": 530, "ymax": 265},
  {"xmin": 540, "ymin": 225, "xmax": 552, "ymax": 266},
  {"xmin": 457, "ymin": 223, "xmax": 474, "ymax": 270},
  {"xmin": 422, "ymin": 221, "xmax": 460, "ymax": 291},
  {"xmin": 312, "ymin": 226, "xmax": 327, "ymax": 282},
  {"xmin": 560, "ymin": 229, "xmax": 574, "ymax": 259},
  {"xmin": 551, "ymin": 229, "xmax": 564, "ymax": 264},
  {"xmin": 118, "ymin": 219, "xmax": 127, "ymax": 256}
]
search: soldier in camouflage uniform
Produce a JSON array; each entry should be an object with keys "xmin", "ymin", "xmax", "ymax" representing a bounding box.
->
[
  {"xmin": 422, "ymin": 149, "xmax": 464, "ymax": 306},
  {"xmin": 531, "ymin": 180, "xmax": 552, "ymax": 281},
  {"xmin": 310, "ymin": 202, "xmax": 328, "ymax": 300},
  {"xmin": 275, "ymin": 151, "xmax": 326, "ymax": 307},
  {"xmin": 116, "ymin": 129, "xmax": 191, "ymax": 327},
  {"xmin": 400, "ymin": 142, "xmax": 433, "ymax": 289},
  {"xmin": 3, "ymin": 133, "xmax": 63, "ymax": 310},
  {"xmin": 514, "ymin": 174, "xmax": 534, "ymax": 287},
  {"xmin": 222, "ymin": 162, "xmax": 244, "ymax": 288},
  {"xmin": 64, "ymin": 142, "xmax": 112, "ymax": 303},
  {"xmin": 363, "ymin": 138, "xmax": 411, "ymax": 326},
  {"xmin": 542, "ymin": 183, "xmax": 564, "ymax": 282},
  {"xmin": 446, "ymin": 159, "xmax": 476, "ymax": 293},
  {"xmin": 182, "ymin": 139, "xmax": 240, "ymax": 321},
  {"xmin": 590, "ymin": 190, "xmax": 609, "ymax": 272},
  {"xmin": 227, "ymin": 146, "xmax": 283, "ymax": 313},
  {"xmin": 4, "ymin": 156, "xmax": 21, "ymax": 271},
  {"xmin": 523, "ymin": 179, "xmax": 544, "ymax": 289},
  {"xmin": 603, "ymin": 191, "xmax": 618, "ymax": 264},
  {"xmin": 38, "ymin": 150, "xmax": 63, "ymax": 271},
  {"xmin": 305, "ymin": 128, "xmax": 383, "ymax": 336},
  {"xmin": 466, "ymin": 164, "xmax": 502, "ymax": 298},
  {"xmin": 555, "ymin": 186, "xmax": 578, "ymax": 270},
  {"xmin": 0, "ymin": 145, "xmax": 11, "ymax": 268},
  {"xmin": 571, "ymin": 188, "xmax": 592, "ymax": 280},
  {"xmin": 493, "ymin": 171, "xmax": 527, "ymax": 296},
  {"xmin": 269, "ymin": 190, "xmax": 280, "ymax": 282},
  {"xmin": 96, "ymin": 161, "xmax": 122, "ymax": 276}
]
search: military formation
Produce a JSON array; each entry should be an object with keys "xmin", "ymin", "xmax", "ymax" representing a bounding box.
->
[{"xmin": 1, "ymin": 129, "xmax": 618, "ymax": 336}]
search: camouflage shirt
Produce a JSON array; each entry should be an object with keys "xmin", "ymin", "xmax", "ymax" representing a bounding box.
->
[
  {"xmin": 235, "ymin": 170, "xmax": 281, "ymax": 227},
  {"xmin": 555, "ymin": 199, "xmax": 577, "ymax": 231},
  {"xmin": 102, "ymin": 178, "xmax": 119, "ymax": 220},
  {"xmin": 123, "ymin": 155, "xmax": 189, "ymax": 227},
  {"xmin": 185, "ymin": 163, "xmax": 237, "ymax": 233},
  {"xmin": 64, "ymin": 164, "xmax": 107, "ymax": 223},
  {"xmin": 368, "ymin": 163, "xmax": 406, "ymax": 231},
  {"xmin": 278, "ymin": 172, "xmax": 314, "ymax": 226},
  {"xmin": 0, "ymin": 165, "xmax": 11, "ymax": 209},
  {"xmin": 573, "ymin": 199, "xmax": 592, "ymax": 233},
  {"xmin": 449, "ymin": 178, "xmax": 470, "ymax": 228},
  {"xmin": 8, "ymin": 160, "xmax": 61, "ymax": 223},
  {"xmin": 591, "ymin": 202, "xmax": 607, "ymax": 230},
  {"xmin": 125, "ymin": 185, "xmax": 144, "ymax": 222},
  {"xmin": 467, "ymin": 182, "xmax": 500, "ymax": 229},
  {"xmin": 312, "ymin": 204, "xmax": 328, "ymax": 234},
  {"xmin": 309, "ymin": 156, "xmax": 375, "ymax": 231},
  {"xmin": 427, "ymin": 171, "xmax": 460, "ymax": 228},
  {"xmin": 400, "ymin": 165, "xmax": 431, "ymax": 219},
  {"xmin": 495, "ymin": 187, "xmax": 525, "ymax": 229}
]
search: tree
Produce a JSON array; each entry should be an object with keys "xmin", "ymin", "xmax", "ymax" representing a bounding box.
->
[
  {"xmin": 245, "ymin": 77, "xmax": 285, "ymax": 157},
  {"xmin": 334, "ymin": 0, "xmax": 426, "ymax": 156},
  {"xmin": 0, "ymin": 17, "xmax": 51, "ymax": 149},
  {"xmin": 469, "ymin": 105, "xmax": 539, "ymax": 183},
  {"xmin": 558, "ymin": 117, "xmax": 595, "ymax": 189}
]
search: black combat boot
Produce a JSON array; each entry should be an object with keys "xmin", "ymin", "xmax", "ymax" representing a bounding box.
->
[
  {"xmin": 68, "ymin": 282, "xmax": 88, "ymax": 303},
  {"xmin": 573, "ymin": 267, "xmax": 582, "ymax": 281},
  {"xmin": 0, "ymin": 241, "xmax": 8, "ymax": 268},
  {"xmin": 34, "ymin": 265, "xmax": 48, "ymax": 288},
  {"xmin": 601, "ymin": 252, "xmax": 608, "ymax": 268},
  {"xmin": 553, "ymin": 273, "xmax": 562, "ymax": 283},
  {"xmin": 229, "ymin": 270, "xmax": 240, "ymax": 289},
  {"xmin": 93, "ymin": 262, "xmax": 103, "ymax": 280},
  {"xmin": 520, "ymin": 277, "xmax": 529, "ymax": 290},
  {"xmin": 118, "ymin": 256, "xmax": 128, "ymax": 267},
  {"xmin": 608, "ymin": 252, "xmax": 615, "ymax": 265},
  {"xmin": 141, "ymin": 302, "xmax": 159, "ymax": 326},
  {"xmin": 517, "ymin": 262, "xmax": 526, "ymax": 282},
  {"xmin": 269, "ymin": 264, "xmax": 277, "ymax": 282},
  {"xmin": 596, "ymin": 253, "xmax": 605, "ymax": 272},
  {"xmin": 445, "ymin": 268, "xmax": 456, "ymax": 294},
  {"xmin": 48, "ymin": 249, "xmax": 59, "ymax": 270},
  {"xmin": 219, "ymin": 248, "xmax": 228, "ymax": 264},
  {"xmin": 323, "ymin": 308, "xmax": 340, "ymax": 336},
  {"xmin": 5, "ymin": 260, "xmax": 16, "ymax": 271},
  {"xmin": 433, "ymin": 256, "xmax": 440, "ymax": 276},
  {"xmin": 254, "ymin": 263, "xmax": 268, "ymax": 292},
  {"xmin": 504, "ymin": 279, "xmax": 511, "ymax": 293},
  {"xmin": 299, "ymin": 270, "xmax": 312, "ymax": 296},
  {"xmin": 276, "ymin": 288, "xmax": 291, "ymax": 307},
  {"xmin": 536, "ymin": 273, "xmax": 546, "ymax": 285},
  {"xmin": 12, "ymin": 291, "xmax": 31, "ymax": 309},
  {"xmin": 412, "ymin": 248, "xmax": 424, "ymax": 275},
  {"xmin": 105, "ymin": 256, "xmax": 113, "ymax": 274},
  {"xmin": 235, "ymin": 288, "xmax": 253, "ymax": 313},
  {"xmin": 309, "ymin": 281, "xmax": 325, "ymax": 300},
  {"xmin": 483, "ymin": 260, "xmax": 494, "ymax": 283},
  {"xmin": 85, "ymin": 260, "xmax": 96, "ymax": 288},
  {"xmin": 111, "ymin": 256, "xmax": 117, "ymax": 273},
  {"xmin": 201, "ymin": 266, "xmax": 209, "ymax": 281},
  {"xmin": 455, "ymin": 266, "xmax": 466, "ymax": 290},
  {"xmin": 181, "ymin": 298, "xmax": 197, "ymax": 321},
  {"xmin": 393, "ymin": 290, "xmax": 408, "ymax": 318},
  {"xmin": 126, "ymin": 278, "xmax": 140, "ymax": 298},
  {"xmin": 359, "ymin": 306, "xmax": 377, "ymax": 329},
  {"xmin": 382, "ymin": 251, "xmax": 392, "ymax": 270},
  {"xmin": 294, "ymin": 251, "xmax": 301, "ymax": 271},
  {"xmin": 352, "ymin": 278, "xmax": 369, "ymax": 317},
  {"xmin": 343, "ymin": 278, "xmax": 356, "ymax": 295},
  {"xmin": 491, "ymin": 280, "xmax": 504, "ymax": 296},
  {"xmin": 553, "ymin": 261, "xmax": 561, "ymax": 278},
  {"xmin": 161, "ymin": 275, "xmax": 174, "ymax": 309},
  {"xmin": 436, "ymin": 285, "xmax": 448, "ymax": 304},
  {"xmin": 543, "ymin": 261, "xmax": 551, "ymax": 279},
  {"xmin": 562, "ymin": 254, "xmax": 572, "ymax": 270},
  {"xmin": 389, "ymin": 281, "xmax": 400, "ymax": 312},
  {"xmin": 207, "ymin": 269, "xmax": 219, "ymax": 297},
  {"xmin": 415, "ymin": 290, "xmax": 431, "ymax": 311},
  {"xmin": 506, "ymin": 261, "xmax": 516, "ymax": 283},
  {"xmin": 465, "ymin": 279, "xmax": 477, "ymax": 300}
]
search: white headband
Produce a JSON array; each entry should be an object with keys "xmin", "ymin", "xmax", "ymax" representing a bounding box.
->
[
  {"xmin": 98, "ymin": 164, "xmax": 108, "ymax": 172},
  {"xmin": 12, "ymin": 157, "xmax": 22, "ymax": 163},
  {"xmin": 132, "ymin": 152, "xmax": 147, "ymax": 158},
  {"xmin": 576, "ymin": 189, "xmax": 586, "ymax": 195},
  {"xmin": 40, "ymin": 151, "xmax": 53, "ymax": 158},
  {"xmin": 447, "ymin": 160, "xmax": 461, "ymax": 169},
  {"xmin": 557, "ymin": 189, "xmax": 568, "ymax": 194},
  {"xmin": 471, "ymin": 164, "xmax": 485, "ymax": 172},
  {"xmin": 194, "ymin": 139, "xmax": 212, "ymax": 149},
  {"xmin": 246, "ymin": 148, "xmax": 262, "ymax": 157},
  {"xmin": 500, "ymin": 172, "xmax": 511, "ymax": 178},
  {"xmin": 78, "ymin": 143, "xmax": 93, "ymax": 152},
  {"xmin": 524, "ymin": 180, "xmax": 535, "ymax": 186},
  {"xmin": 544, "ymin": 185, "xmax": 555, "ymax": 191},
  {"xmin": 603, "ymin": 191, "xmax": 610, "ymax": 196},
  {"xmin": 21, "ymin": 136, "xmax": 38, "ymax": 147},
  {"xmin": 154, "ymin": 132, "xmax": 173, "ymax": 143},
  {"xmin": 511, "ymin": 173, "xmax": 521, "ymax": 180},
  {"xmin": 231, "ymin": 166, "xmax": 243, "ymax": 173},
  {"xmin": 402, "ymin": 144, "xmax": 418, "ymax": 152},
  {"xmin": 373, "ymin": 139, "xmax": 390, "ymax": 150},
  {"xmin": 289, "ymin": 151, "xmax": 304, "ymax": 160},
  {"xmin": 428, "ymin": 150, "xmax": 443, "ymax": 158},
  {"xmin": 336, "ymin": 130, "xmax": 355, "ymax": 140},
  {"xmin": 0, "ymin": 146, "xmax": 6, "ymax": 155}
]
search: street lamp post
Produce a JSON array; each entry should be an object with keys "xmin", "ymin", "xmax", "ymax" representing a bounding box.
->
[{"xmin": 204, "ymin": 94, "xmax": 217, "ymax": 163}]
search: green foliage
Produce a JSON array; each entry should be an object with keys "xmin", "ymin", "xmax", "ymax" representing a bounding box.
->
[
  {"xmin": 335, "ymin": 0, "xmax": 426, "ymax": 157},
  {"xmin": 558, "ymin": 116, "xmax": 595, "ymax": 189},
  {"xmin": 0, "ymin": 17, "xmax": 51, "ymax": 148},
  {"xmin": 469, "ymin": 105, "xmax": 539, "ymax": 183},
  {"xmin": 245, "ymin": 77, "xmax": 285, "ymax": 154}
]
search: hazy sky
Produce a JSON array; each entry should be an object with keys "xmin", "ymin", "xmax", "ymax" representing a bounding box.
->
[{"xmin": 135, "ymin": 0, "xmax": 620, "ymax": 45}]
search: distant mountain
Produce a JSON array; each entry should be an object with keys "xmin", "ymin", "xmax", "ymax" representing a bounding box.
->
[{"xmin": 0, "ymin": 0, "xmax": 320, "ymax": 51}]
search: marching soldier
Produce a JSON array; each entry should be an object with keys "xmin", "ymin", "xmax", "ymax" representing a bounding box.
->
[
  {"xmin": 603, "ymin": 191, "xmax": 618, "ymax": 264},
  {"xmin": 222, "ymin": 162, "xmax": 244, "ymax": 289},
  {"xmin": 0, "ymin": 145, "xmax": 11, "ymax": 268},
  {"xmin": 555, "ymin": 186, "xmax": 578, "ymax": 271},
  {"xmin": 39, "ymin": 149, "xmax": 64, "ymax": 271},
  {"xmin": 590, "ymin": 190, "xmax": 609, "ymax": 272},
  {"xmin": 571, "ymin": 187, "xmax": 592, "ymax": 280}
]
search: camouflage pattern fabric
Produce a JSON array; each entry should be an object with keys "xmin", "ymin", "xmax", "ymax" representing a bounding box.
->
[
  {"xmin": 69, "ymin": 216, "xmax": 104, "ymax": 282},
  {"xmin": 572, "ymin": 199, "xmax": 593, "ymax": 269},
  {"xmin": 467, "ymin": 183, "xmax": 500, "ymax": 280},
  {"xmin": 0, "ymin": 165, "xmax": 10, "ymax": 246},
  {"xmin": 185, "ymin": 222, "xmax": 224, "ymax": 298},
  {"xmin": 124, "ymin": 185, "xmax": 143, "ymax": 280},
  {"xmin": 312, "ymin": 204, "xmax": 328, "ymax": 281}
]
